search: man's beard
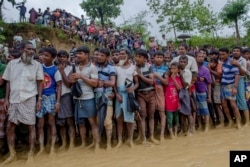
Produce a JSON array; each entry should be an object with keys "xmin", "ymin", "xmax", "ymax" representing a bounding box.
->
[
  {"xmin": 118, "ymin": 57, "xmax": 127, "ymax": 66},
  {"xmin": 113, "ymin": 58, "xmax": 119, "ymax": 64},
  {"xmin": 22, "ymin": 53, "xmax": 33, "ymax": 64}
]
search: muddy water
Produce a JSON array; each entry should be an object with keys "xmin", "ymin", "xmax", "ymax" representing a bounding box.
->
[{"xmin": 2, "ymin": 127, "xmax": 250, "ymax": 167}]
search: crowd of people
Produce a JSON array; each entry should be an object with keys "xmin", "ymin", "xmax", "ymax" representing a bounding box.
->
[
  {"xmin": 15, "ymin": 3, "xmax": 173, "ymax": 52},
  {"xmin": 0, "ymin": 37, "xmax": 250, "ymax": 164},
  {"xmin": 0, "ymin": 2, "xmax": 249, "ymax": 165}
]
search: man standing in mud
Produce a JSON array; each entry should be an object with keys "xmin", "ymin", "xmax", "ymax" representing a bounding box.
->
[{"xmin": 2, "ymin": 41, "xmax": 43, "ymax": 164}]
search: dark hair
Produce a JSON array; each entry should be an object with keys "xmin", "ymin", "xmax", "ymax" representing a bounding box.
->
[
  {"xmin": 171, "ymin": 62, "xmax": 179, "ymax": 68},
  {"xmin": 232, "ymin": 46, "xmax": 242, "ymax": 53},
  {"xmin": 99, "ymin": 48, "xmax": 110, "ymax": 57},
  {"xmin": 219, "ymin": 47, "xmax": 229, "ymax": 54},
  {"xmin": 94, "ymin": 48, "xmax": 99, "ymax": 52},
  {"xmin": 120, "ymin": 48, "xmax": 131, "ymax": 57},
  {"xmin": 112, "ymin": 49, "xmax": 120, "ymax": 54},
  {"xmin": 76, "ymin": 46, "xmax": 90, "ymax": 54},
  {"xmin": 178, "ymin": 43, "xmax": 188, "ymax": 50},
  {"xmin": 43, "ymin": 47, "xmax": 57, "ymax": 58},
  {"xmin": 136, "ymin": 49, "xmax": 148, "ymax": 58},
  {"xmin": 179, "ymin": 55, "xmax": 188, "ymax": 62},
  {"xmin": 199, "ymin": 48, "xmax": 208, "ymax": 55},
  {"xmin": 19, "ymin": 41, "xmax": 33, "ymax": 49},
  {"xmin": 57, "ymin": 50, "xmax": 69, "ymax": 58},
  {"xmin": 154, "ymin": 51, "xmax": 164, "ymax": 57},
  {"xmin": 210, "ymin": 58, "xmax": 218, "ymax": 64},
  {"xmin": 209, "ymin": 50, "xmax": 219, "ymax": 55},
  {"xmin": 38, "ymin": 48, "xmax": 44, "ymax": 54},
  {"xmin": 242, "ymin": 48, "xmax": 250, "ymax": 54},
  {"xmin": 9, "ymin": 49, "xmax": 22, "ymax": 58},
  {"xmin": 194, "ymin": 51, "xmax": 203, "ymax": 57}
]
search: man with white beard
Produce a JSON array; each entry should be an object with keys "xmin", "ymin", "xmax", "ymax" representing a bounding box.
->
[
  {"xmin": 114, "ymin": 48, "xmax": 139, "ymax": 148},
  {"xmin": 1, "ymin": 41, "xmax": 44, "ymax": 164}
]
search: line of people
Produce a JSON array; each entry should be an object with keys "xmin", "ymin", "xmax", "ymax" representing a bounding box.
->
[{"xmin": 0, "ymin": 41, "xmax": 249, "ymax": 164}]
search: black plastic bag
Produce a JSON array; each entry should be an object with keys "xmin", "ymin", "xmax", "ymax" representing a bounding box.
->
[{"xmin": 71, "ymin": 64, "xmax": 83, "ymax": 98}]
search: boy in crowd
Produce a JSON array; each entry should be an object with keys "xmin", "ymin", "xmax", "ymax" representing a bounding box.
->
[
  {"xmin": 219, "ymin": 47, "xmax": 241, "ymax": 129},
  {"xmin": 195, "ymin": 52, "xmax": 212, "ymax": 132},
  {"xmin": 69, "ymin": 46, "xmax": 100, "ymax": 150},
  {"xmin": 152, "ymin": 51, "xmax": 167, "ymax": 142},
  {"xmin": 56, "ymin": 50, "xmax": 75, "ymax": 150},
  {"xmin": 135, "ymin": 49, "xmax": 157, "ymax": 144},
  {"xmin": 95, "ymin": 48, "xmax": 116, "ymax": 150},
  {"xmin": 36, "ymin": 47, "xmax": 62, "ymax": 155},
  {"xmin": 178, "ymin": 55, "xmax": 195, "ymax": 135},
  {"xmin": 231, "ymin": 46, "xmax": 249, "ymax": 126}
]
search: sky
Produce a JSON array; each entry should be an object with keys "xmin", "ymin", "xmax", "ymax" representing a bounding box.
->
[{"xmin": 2, "ymin": 0, "xmax": 236, "ymax": 39}]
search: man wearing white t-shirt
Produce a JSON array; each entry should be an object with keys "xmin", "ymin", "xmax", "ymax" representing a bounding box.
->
[{"xmin": 171, "ymin": 44, "xmax": 198, "ymax": 74}]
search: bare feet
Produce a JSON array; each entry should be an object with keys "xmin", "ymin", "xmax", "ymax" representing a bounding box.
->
[
  {"xmin": 129, "ymin": 141, "xmax": 134, "ymax": 148},
  {"xmin": 227, "ymin": 120, "xmax": 233, "ymax": 128},
  {"xmin": 86, "ymin": 142, "xmax": 94, "ymax": 149},
  {"xmin": 36, "ymin": 146, "xmax": 45, "ymax": 157},
  {"xmin": 149, "ymin": 137, "xmax": 159, "ymax": 145},
  {"xmin": 94, "ymin": 143, "xmax": 100, "ymax": 153},
  {"xmin": 106, "ymin": 143, "xmax": 112, "ymax": 151},
  {"xmin": 115, "ymin": 140, "xmax": 122, "ymax": 149},
  {"xmin": 58, "ymin": 144, "xmax": 66, "ymax": 151},
  {"xmin": 159, "ymin": 136, "xmax": 165, "ymax": 143},
  {"xmin": 216, "ymin": 123, "xmax": 224, "ymax": 128},
  {"xmin": 26, "ymin": 151, "xmax": 34, "ymax": 164},
  {"xmin": 2, "ymin": 152, "xmax": 16, "ymax": 165}
]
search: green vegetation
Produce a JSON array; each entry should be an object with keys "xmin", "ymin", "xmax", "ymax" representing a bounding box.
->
[{"xmin": 80, "ymin": 0, "xmax": 123, "ymax": 27}]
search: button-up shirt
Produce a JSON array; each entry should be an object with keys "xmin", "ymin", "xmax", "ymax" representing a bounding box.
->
[{"xmin": 2, "ymin": 58, "xmax": 44, "ymax": 103}]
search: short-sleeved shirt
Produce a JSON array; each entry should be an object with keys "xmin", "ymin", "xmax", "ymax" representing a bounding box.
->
[
  {"xmin": 221, "ymin": 58, "xmax": 240, "ymax": 85},
  {"xmin": 13, "ymin": 35, "xmax": 23, "ymax": 43},
  {"xmin": 137, "ymin": 63, "xmax": 154, "ymax": 91},
  {"xmin": 152, "ymin": 64, "xmax": 168, "ymax": 85},
  {"xmin": 182, "ymin": 68, "xmax": 192, "ymax": 89},
  {"xmin": 42, "ymin": 65, "xmax": 62, "ymax": 96},
  {"xmin": 237, "ymin": 56, "xmax": 247, "ymax": 77},
  {"xmin": 75, "ymin": 63, "xmax": 98, "ymax": 100},
  {"xmin": 171, "ymin": 55, "xmax": 198, "ymax": 73},
  {"xmin": 2, "ymin": 58, "xmax": 44, "ymax": 103},
  {"xmin": 95, "ymin": 63, "xmax": 116, "ymax": 93},
  {"xmin": 0, "ymin": 63, "xmax": 6, "ymax": 99},
  {"xmin": 212, "ymin": 60, "xmax": 223, "ymax": 83},
  {"xmin": 61, "ymin": 65, "xmax": 72, "ymax": 95},
  {"xmin": 195, "ymin": 66, "xmax": 212, "ymax": 93},
  {"xmin": 116, "ymin": 64, "xmax": 137, "ymax": 87}
]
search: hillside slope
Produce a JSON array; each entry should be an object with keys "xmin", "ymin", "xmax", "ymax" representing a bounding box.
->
[{"xmin": 0, "ymin": 22, "xmax": 83, "ymax": 51}]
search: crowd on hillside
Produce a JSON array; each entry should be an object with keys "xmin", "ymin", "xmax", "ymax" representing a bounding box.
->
[{"xmin": 0, "ymin": 2, "xmax": 250, "ymax": 165}]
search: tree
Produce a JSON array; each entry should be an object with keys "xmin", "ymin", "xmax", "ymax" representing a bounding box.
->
[
  {"xmin": 193, "ymin": 0, "xmax": 221, "ymax": 37},
  {"xmin": 0, "ymin": 0, "xmax": 16, "ymax": 20},
  {"xmin": 120, "ymin": 10, "xmax": 152, "ymax": 39},
  {"xmin": 147, "ymin": 0, "xmax": 196, "ymax": 40},
  {"xmin": 219, "ymin": 0, "xmax": 250, "ymax": 42},
  {"xmin": 80, "ymin": 0, "xmax": 123, "ymax": 27}
]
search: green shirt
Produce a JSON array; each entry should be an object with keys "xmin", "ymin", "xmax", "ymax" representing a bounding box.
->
[{"xmin": 0, "ymin": 62, "xmax": 6, "ymax": 99}]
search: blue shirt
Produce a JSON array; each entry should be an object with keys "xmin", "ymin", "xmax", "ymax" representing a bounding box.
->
[
  {"xmin": 42, "ymin": 65, "xmax": 59, "ymax": 96},
  {"xmin": 221, "ymin": 58, "xmax": 240, "ymax": 85},
  {"xmin": 152, "ymin": 64, "xmax": 168, "ymax": 85},
  {"xmin": 95, "ymin": 63, "xmax": 116, "ymax": 92}
]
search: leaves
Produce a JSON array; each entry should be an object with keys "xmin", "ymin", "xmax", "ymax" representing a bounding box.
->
[
  {"xmin": 80, "ymin": 0, "xmax": 123, "ymax": 26},
  {"xmin": 7, "ymin": 0, "xmax": 16, "ymax": 6}
]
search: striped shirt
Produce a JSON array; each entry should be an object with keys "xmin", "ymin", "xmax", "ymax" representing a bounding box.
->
[
  {"xmin": 152, "ymin": 64, "xmax": 168, "ymax": 85},
  {"xmin": 95, "ymin": 63, "xmax": 116, "ymax": 92},
  {"xmin": 221, "ymin": 58, "xmax": 239, "ymax": 85},
  {"xmin": 137, "ymin": 63, "xmax": 154, "ymax": 91}
]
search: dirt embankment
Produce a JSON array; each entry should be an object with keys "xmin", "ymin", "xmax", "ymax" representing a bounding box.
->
[{"xmin": 1, "ymin": 22, "xmax": 83, "ymax": 51}]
